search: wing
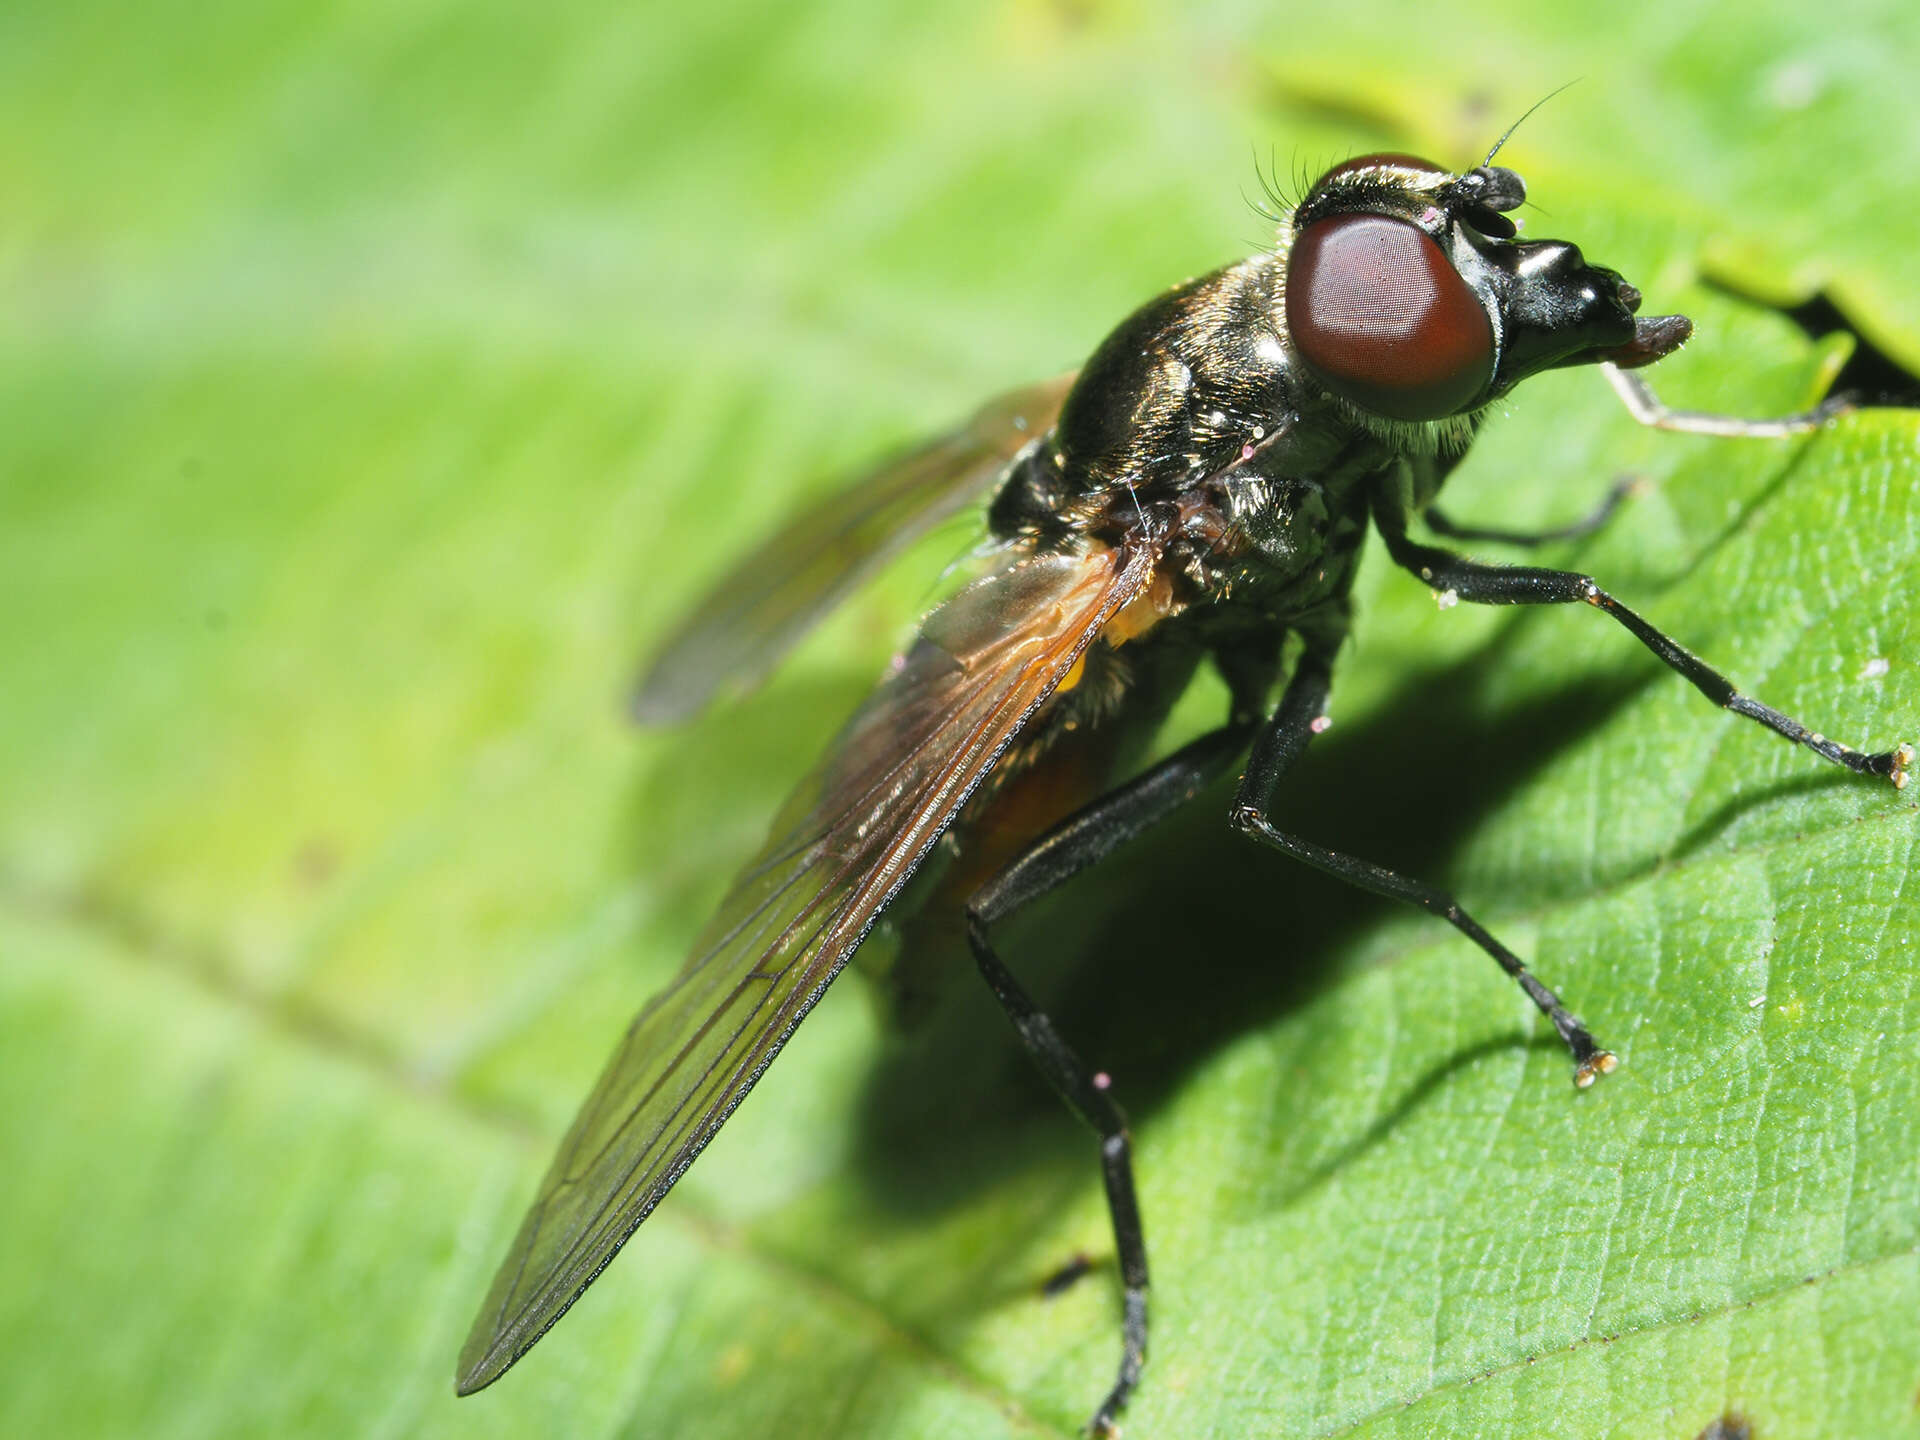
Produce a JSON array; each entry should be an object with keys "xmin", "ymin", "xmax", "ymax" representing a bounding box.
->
[
  {"xmin": 458, "ymin": 537, "xmax": 1155, "ymax": 1395},
  {"xmin": 631, "ymin": 375, "xmax": 1074, "ymax": 725}
]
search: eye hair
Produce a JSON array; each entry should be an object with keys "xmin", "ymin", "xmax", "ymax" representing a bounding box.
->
[
  {"xmin": 1327, "ymin": 397, "xmax": 1482, "ymax": 456},
  {"xmin": 1291, "ymin": 161, "xmax": 1448, "ymax": 231},
  {"xmin": 1247, "ymin": 144, "xmax": 1298, "ymax": 225},
  {"xmin": 1250, "ymin": 149, "xmax": 1434, "ymax": 233}
]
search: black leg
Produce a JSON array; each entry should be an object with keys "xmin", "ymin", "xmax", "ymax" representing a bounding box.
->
[
  {"xmin": 1604, "ymin": 364, "xmax": 1852, "ymax": 437},
  {"xmin": 967, "ymin": 719, "xmax": 1255, "ymax": 1437},
  {"xmin": 1375, "ymin": 514, "xmax": 1913, "ymax": 788},
  {"xmin": 1229, "ymin": 655, "xmax": 1618, "ymax": 1086},
  {"xmin": 1425, "ymin": 475, "xmax": 1638, "ymax": 548}
]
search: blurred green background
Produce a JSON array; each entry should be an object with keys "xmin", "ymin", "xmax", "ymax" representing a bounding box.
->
[{"xmin": 4, "ymin": 1, "xmax": 1918, "ymax": 1437}]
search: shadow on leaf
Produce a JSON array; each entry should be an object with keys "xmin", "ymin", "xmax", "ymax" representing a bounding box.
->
[{"xmin": 844, "ymin": 618, "xmax": 1650, "ymax": 1240}]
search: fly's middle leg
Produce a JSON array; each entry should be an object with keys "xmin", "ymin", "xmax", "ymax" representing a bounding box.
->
[{"xmin": 1231, "ymin": 652, "xmax": 1617, "ymax": 1086}]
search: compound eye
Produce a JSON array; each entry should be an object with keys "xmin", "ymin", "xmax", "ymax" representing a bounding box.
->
[{"xmin": 1286, "ymin": 213, "xmax": 1494, "ymax": 421}]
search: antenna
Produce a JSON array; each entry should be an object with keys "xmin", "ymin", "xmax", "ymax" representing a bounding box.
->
[{"xmin": 1485, "ymin": 79, "xmax": 1581, "ymax": 166}]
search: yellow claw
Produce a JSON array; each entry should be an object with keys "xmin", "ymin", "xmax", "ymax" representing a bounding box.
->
[{"xmin": 1574, "ymin": 1050, "xmax": 1620, "ymax": 1089}]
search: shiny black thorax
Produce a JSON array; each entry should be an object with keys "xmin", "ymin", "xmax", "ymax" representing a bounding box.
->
[
  {"xmin": 984, "ymin": 258, "xmax": 1437, "ymax": 762},
  {"xmin": 989, "ymin": 258, "xmax": 1398, "ymax": 633}
]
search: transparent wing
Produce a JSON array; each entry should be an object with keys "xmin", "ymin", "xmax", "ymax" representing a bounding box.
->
[
  {"xmin": 631, "ymin": 375, "xmax": 1074, "ymax": 724},
  {"xmin": 458, "ymin": 539, "xmax": 1154, "ymax": 1394}
]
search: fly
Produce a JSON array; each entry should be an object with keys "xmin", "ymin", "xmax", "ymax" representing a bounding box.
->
[{"xmin": 455, "ymin": 150, "xmax": 1911, "ymax": 1433}]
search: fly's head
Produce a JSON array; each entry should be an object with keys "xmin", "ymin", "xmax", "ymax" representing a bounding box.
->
[{"xmin": 1279, "ymin": 153, "xmax": 1689, "ymax": 445}]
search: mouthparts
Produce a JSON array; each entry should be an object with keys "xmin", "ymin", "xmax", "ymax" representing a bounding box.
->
[{"xmin": 1597, "ymin": 314, "xmax": 1692, "ymax": 370}]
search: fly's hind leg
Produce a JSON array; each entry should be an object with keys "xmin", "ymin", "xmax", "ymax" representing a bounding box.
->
[{"xmin": 967, "ymin": 719, "xmax": 1255, "ymax": 1437}]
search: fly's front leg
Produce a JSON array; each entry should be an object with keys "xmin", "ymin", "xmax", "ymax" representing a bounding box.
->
[
  {"xmin": 1376, "ymin": 515, "xmax": 1913, "ymax": 788},
  {"xmin": 1229, "ymin": 653, "xmax": 1616, "ymax": 1085},
  {"xmin": 967, "ymin": 719, "xmax": 1255, "ymax": 1436},
  {"xmin": 1430, "ymin": 353, "xmax": 1859, "ymax": 547},
  {"xmin": 1425, "ymin": 475, "xmax": 1639, "ymax": 548},
  {"xmin": 1604, "ymin": 362, "xmax": 1851, "ymax": 437}
]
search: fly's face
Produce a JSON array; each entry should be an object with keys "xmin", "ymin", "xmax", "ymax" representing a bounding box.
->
[{"xmin": 1283, "ymin": 154, "xmax": 1691, "ymax": 423}]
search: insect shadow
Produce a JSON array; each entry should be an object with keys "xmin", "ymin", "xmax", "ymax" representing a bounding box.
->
[{"xmin": 842, "ymin": 605, "xmax": 1660, "ymax": 1234}]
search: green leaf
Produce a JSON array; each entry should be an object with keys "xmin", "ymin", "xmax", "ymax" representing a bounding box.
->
[{"xmin": 3, "ymin": 3, "xmax": 1916, "ymax": 1438}]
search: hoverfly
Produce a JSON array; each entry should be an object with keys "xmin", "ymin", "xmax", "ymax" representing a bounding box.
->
[{"xmin": 456, "ymin": 149, "xmax": 1911, "ymax": 1433}]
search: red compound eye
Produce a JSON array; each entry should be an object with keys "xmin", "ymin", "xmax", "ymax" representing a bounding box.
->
[{"xmin": 1286, "ymin": 213, "xmax": 1494, "ymax": 421}]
